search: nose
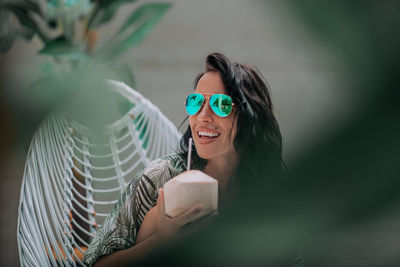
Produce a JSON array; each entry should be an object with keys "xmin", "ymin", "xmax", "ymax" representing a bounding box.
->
[{"xmin": 197, "ymin": 99, "xmax": 213, "ymax": 122}]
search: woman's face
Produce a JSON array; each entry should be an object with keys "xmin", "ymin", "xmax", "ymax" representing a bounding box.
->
[{"xmin": 189, "ymin": 71, "xmax": 238, "ymax": 162}]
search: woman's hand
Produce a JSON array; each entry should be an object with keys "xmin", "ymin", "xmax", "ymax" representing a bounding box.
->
[
  {"xmin": 153, "ymin": 188, "xmax": 204, "ymax": 243},
  {"xmin": 94, "ymin": 190, "xmax": 211, "ymax": 267}
]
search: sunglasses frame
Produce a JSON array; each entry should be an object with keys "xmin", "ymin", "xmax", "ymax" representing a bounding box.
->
[{"xmin": 185, "ymin": 92, "xmax": 235, "ymax": 117}]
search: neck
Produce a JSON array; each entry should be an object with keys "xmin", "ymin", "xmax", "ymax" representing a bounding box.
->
[{"xmin": 203, "ymin": 153, "xmax": 238, "ymax": 192}]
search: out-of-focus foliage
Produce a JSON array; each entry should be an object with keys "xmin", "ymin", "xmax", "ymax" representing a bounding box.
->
[
  {"xmin": 0, "ymin": 0, "xmax": 171, "ymax": 89},
  {"xmin": 98, "ymin": 3, "xmax": 175, "ymax": 60},
  {"xmin": 0, "ymin": 0, "xmax": 171, "ymax": 152},
  {"xmin": 0, "ymin": 0, "xmax": 45, "ymax": 52}
]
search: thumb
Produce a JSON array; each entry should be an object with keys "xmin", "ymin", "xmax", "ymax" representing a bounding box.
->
[{"xmin": 157, "ymin": 188, "xmax": 166, "ymax": 214}]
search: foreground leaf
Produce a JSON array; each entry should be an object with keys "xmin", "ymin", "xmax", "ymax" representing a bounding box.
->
[
  {"xmin": 0, "ymin": 0, "xmax": 45, "ymax": 50},
  {"xmin": 100, "ymin": 3, "xmax": 171, "ymax": 60},
  {"xmin": 87, "ymin": 0, "xmax": 138, "ymax": 29},
  {"xmin": 39, "ymin": 37, "xmax": 88, "ymax": 59}
]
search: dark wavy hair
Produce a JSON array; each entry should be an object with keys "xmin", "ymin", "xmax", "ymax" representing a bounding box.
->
[{"xmin": 179, "ymin": 52, "xmax": 284, "ymax": 186}]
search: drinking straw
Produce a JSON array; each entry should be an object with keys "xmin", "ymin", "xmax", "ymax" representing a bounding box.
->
[{"xmin": 187, "ymin": 138, "xmax": 192, "ymax": 171}]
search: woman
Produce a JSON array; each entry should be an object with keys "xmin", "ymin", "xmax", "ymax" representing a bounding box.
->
[{"xmin": 83, "ymin": 52, "xmax": 284, "ymax": 266}]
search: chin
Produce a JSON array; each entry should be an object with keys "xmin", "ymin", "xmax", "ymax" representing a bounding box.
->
[
  {"xmin": 196, "ymin": 147, "xmax": 219, "ymax": 160},
  {"xmin": 196, "ymin": 151, "xmax": 211, "ymax": 160}
]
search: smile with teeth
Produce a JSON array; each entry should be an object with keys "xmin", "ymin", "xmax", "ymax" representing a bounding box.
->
[{"xmin": 198, "ymin": 131, "xmax": 220, "ymax": 138}]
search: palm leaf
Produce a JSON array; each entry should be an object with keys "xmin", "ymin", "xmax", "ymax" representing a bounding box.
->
[
  {"xmin": 98, "ymin": 3, "xmax": 171, "ymax": 60},
  {"xmin": 87, "ymin": 0, "xmax": 138, "ymax": 29},
  {"xmin": 0, "ymin": 0, "xmax": 47, "ymax": 46}
]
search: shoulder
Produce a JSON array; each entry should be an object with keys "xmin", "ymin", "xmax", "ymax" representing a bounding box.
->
[
  {"xmin": 141, "ymin": 153, "xmax": 187, "ymax": 189},
  {"xmin": 134, "ymin": 153, "xmax": 186, "ymax": 222}
]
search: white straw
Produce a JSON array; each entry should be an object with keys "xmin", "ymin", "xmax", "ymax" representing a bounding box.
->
[{"xmin": 187, "ymin": 137, "xmax": 192, "ymax": 170}]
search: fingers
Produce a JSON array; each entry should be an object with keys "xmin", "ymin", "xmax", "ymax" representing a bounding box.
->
[
  {"xmin": 158, "ymin": 188, "xmax": 204, "ymax": 226},
  {"xmin": 177, "ymin": 203, "xmax": 203, "ymax": 226},
  {"xmin": 157, "ymin": 188, "xmax": 165, "ymax": 214},
  {"xmin": 206, "ymin": 210, "xmax": 219, "ymax": 221},
  {"xmin": 196, "ymin": 210, "xmax": 219, "ymax": 225},
  {"xmin": 180, "ymin": 210, "xmax": 219, "ymax": 237},
  {"xmin": 186, "ymin": 210, "xmax": 219, "ymax": 227}
]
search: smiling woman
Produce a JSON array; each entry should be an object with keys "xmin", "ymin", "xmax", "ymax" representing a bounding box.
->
[
  {"xmin": 180, "ymin": 53, "xmax": 284, "ymax": 192},
  {"xmin": 189, "ymin": 72, "xmax": 238, "ymax": 179},
  {"xmin": 83, "ymin": 52, "xmax": 284, "ymax": 266}
]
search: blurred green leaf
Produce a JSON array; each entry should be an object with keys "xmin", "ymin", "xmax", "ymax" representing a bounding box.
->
[
  {"xmin": 92, "ymin": 0, "xmax": 137, "ymax": 9},
  {"xmin": 100, "ymin": 3, "xmax": 171, "ymax": 60},
  {"xmin": 118, "ymin": 2, "xmax": 170, "ymax": 33},
  {"xmin": 77, "ymin": 61, "xmax": 136, "ymax": 113},
  {"xmin": 14, "ymin": 0, "xmax": 42, "ymax": 15},
  {"xmin": 39, "ymin": 37, "xmax": 88, "ymax": 59},
  {"xmin": 87, "ymin": 0, "xmax": 138, "ymax": 29},
  {"xmin": 26, "ymin": 72, "xmax": 66, "ymax": 113},
  {"xmin": 0, "ymin": 10, "xmax": 38, "ymax": 52},
  {"xmin": 15, "ymin": 27, "xmax": 36, "ymax": 40},
  {"xmin": 41, "ymin": 61, "xmax": 55, "ymax": 74},
  {"xmin": 0, "ymin": 34, "xmax": 15, "ymax": 53},
  {"xmin": 0, "ymin": 10, "xmax": 14, "ymax": 52},
  {"xmin": 0, "ymin": 0, "xmax": 45, "ymax": 51},
  {"xmin": 45, "ymin": 0, "xmax": 92, "ymax": 21},
  {"xmin": 109, "ymin": 63, "xmax": 136, "ymax": 89},
  {"xmin": 1, "ymin": 1, "xmax": 42, "ymax": 31},
  {"xmin": 7, "ymin": 6, "xmax": 38, "ymax": 33},
  {"xmin": 94, "ymin": 3, "xmax": 119, "ymax": 26},
  {"xmin": 0, "ymin": 35, "xmax": 14, "ymax": 53},
  {"xmin": 110, "ymin": 64, "xmax": 136, "ymax": 115},
  {"xmin": 1, "ymin": 0, "xmax": 42, "ymax": 16}
]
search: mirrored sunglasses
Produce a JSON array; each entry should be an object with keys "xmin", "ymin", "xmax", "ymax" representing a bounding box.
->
[{"xmin": 185, "ymin": 93, "xmax": 234, "ymax": 117}]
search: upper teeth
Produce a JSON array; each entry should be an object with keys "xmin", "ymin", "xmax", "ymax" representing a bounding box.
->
[{"xmin": 198, "ymin": 131, "xmax": 219, "ymax": 137}]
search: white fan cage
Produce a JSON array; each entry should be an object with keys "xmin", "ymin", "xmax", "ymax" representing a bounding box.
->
[{"xmin": 17, "ymin": 80, "xmax": 181, "ymax": 266}]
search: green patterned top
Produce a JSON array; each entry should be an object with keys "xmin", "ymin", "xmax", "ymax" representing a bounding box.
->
[
  {"xmin": 84, "ymin": 153, "xmax": 305, "ymax": 266},
  {"xmin": 83, "ymin": 153, "xmax": 190, "ymax": 265}
]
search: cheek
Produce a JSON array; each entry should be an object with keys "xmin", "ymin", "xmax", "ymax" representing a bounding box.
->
[
  {"xmin": 231, "ymin": 126, "xmax": 237, "ymax": 140},
  {"xmin": 189, "ymin": 117, "xmax": 196, "ymax": 134},
  {"xmin": 230, "ymin": 128, "xmax": 237, "ymax": 145},
  {"xmin": 225, "ymin": 118, "xmax": 238, "ymax": 143},
  {"xmin": 231, "ymin": 118, "xmax": 238, "ymax": 142}
]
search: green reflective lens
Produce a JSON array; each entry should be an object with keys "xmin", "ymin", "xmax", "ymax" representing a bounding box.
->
[
  {"xmin": 185, "ymin": 93, "xmax": 233, "ymax": 117},
  {"xmin": 210, "ymin": 94, "xmax": 233, "ymax": 117},
  {"xmin": 186, "ymin": 93, "xmax": 204, "ymax": 115}
]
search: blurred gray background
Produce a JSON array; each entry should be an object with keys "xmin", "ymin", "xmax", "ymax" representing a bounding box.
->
[{"xmin": 1, "ymin": 1, "xmax": 357, "ymax": 266}]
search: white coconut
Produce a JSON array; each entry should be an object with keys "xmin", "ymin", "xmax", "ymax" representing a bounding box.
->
[{"xmin": 163, "ymin": 170, "xmax": 218, "ymax": 221}]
